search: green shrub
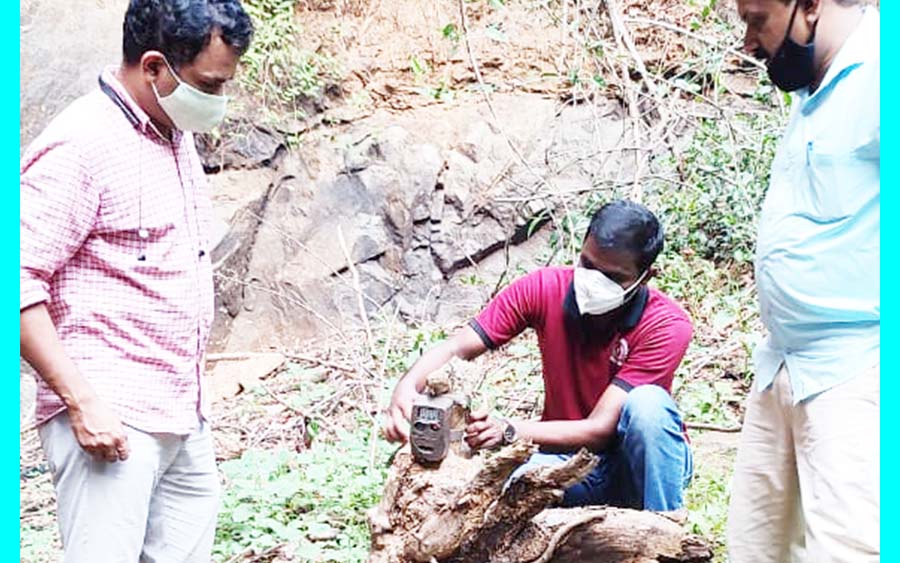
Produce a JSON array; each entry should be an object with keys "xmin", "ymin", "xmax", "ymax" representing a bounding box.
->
[
  {"xmin": 647, "ymin": 112, "xmax": 782, "ymax": 265},
  {"xmin": 239, "ymin": 0, "xmax": 335, "ymax": 117}
]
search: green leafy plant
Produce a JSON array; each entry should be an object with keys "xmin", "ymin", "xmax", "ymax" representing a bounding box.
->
[
  {"xmin": 686, "ymin": 469, "xmax": 732, "ymax": 562},
  {"xmin": 442, "ymin": 23, "xmax": 461, "ymax": 43},
  {"xmin": 409, "ymin": 55, "xmax": 430, "ymax": 81},
  {"xmin": 647, "ymin": 112, "xmax": 782, "ymax": 266},
  {"xmin": 213, "ymin": 424, "xmax": 389, "ymax": 562},
  {"xmin": 239, "ymin": 0, "xmax": 336, "ymax": 118},
  {"xmin": 675, "ymin": 378, "xmax": 741, "ymax": 427}
]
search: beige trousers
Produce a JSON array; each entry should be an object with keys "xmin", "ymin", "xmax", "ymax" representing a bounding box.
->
[
  {"xmin": 39, "ymin": 411, "xmax": 220, "ymax": 563},
  {"xmin": 727, "ymin": 364, "xmax": 880, "ymax": 563}
]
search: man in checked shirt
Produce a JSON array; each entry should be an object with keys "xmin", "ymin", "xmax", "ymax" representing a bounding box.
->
[{"xmin": 20, "ymin": 1, "xmax": 253, "ymax": 561}]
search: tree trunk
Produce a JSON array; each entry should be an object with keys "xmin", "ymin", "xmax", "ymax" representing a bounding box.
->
[{"xmin": 368, "ymin": 442, "xmax": 713, "ymax": 563}]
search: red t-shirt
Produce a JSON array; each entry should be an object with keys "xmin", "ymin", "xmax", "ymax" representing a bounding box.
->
[{"xmin": 472, "ymin": 267, "xmax": 693, "ymax": 421}]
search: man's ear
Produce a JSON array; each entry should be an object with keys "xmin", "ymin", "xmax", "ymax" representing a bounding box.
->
[
  {"xmin": 803, "ymin": 0, "xmax": 823, "ymax": 24},
  {"xmin": 646, "ymin": 266, "xmax": 658, "ymax": 283},
  {"xmin": 140, "ymin": 51, "xmax": 167, "ymax": 83}
]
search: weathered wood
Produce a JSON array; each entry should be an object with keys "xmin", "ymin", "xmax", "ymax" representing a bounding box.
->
[
  {"xmin": 452, "ymin": 449, "xmax": 598, "ymax": 563},
  {"xmin": 368, "ymin": 442, "xmax": 713, "ymax": 563},
  {"xmin": 520, "ymin": 507, "xmax": 712, "ymax": 563}
]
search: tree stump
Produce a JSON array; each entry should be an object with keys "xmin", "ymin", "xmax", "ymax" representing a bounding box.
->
[{"xmin": 368, "ymin": 442, "xmax": 713, "ymax": 563}]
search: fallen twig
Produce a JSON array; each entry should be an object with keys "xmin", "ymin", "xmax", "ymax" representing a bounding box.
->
[
  {"xmin": 285, "ymin": 351, "xmax": 359, "ymax": 374},
  {"xmin": 685, "ymin": 421, "xmax": 742, "ymax": 433},
  {"xmin": 258, "ymin": 380, "xmax": 338, "ymax": 435}
]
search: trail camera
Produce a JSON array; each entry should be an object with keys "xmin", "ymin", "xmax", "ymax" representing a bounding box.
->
[{"xmin": 410, "ymin": 369, "xmax": 469, "ymax": 465}]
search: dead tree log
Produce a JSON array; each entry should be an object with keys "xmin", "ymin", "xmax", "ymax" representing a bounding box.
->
[{"xmin": 368, "ymin": 442, "xmax": 713, "ymax": 563}]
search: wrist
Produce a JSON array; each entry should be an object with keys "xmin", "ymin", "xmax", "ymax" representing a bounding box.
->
[
  {"xmin": 59, "ymin": 382, "xmax": 99, "ymax": 413},
  {"xmin": 510, "ymin": 419, "xmax": 531, "ymax": 442}
]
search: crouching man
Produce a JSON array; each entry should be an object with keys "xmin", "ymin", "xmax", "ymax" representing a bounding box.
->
[{"xmin": 384, "ymin": 200, "xmax": 693, "ymax": 510}]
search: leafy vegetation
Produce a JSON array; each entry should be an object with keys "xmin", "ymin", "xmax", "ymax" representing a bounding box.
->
[
  {"xmin": 214, "ymin": 424, "xmax": 390, "ymax": 562},
  {"xmin": 685, "ymin": 462, "xmax": 733, "ymax": 563},
  {"xmin": 648, "ymin": 113, "xmax": 782, "ymax": 265},
  {"xmin": 20, "ymin": 516, "xmax": 58, "ymax": 563},
  {"xmin": 239, "ymin": 0, "xmax": 336, "ymax": 118}
]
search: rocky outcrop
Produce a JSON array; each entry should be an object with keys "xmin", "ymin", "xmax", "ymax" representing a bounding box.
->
[
  {"xmin": 208, "ymin": 95, "xmax": 633, "ymax": 352},
  {"xmin": 195, "ymin": 120, "xmax": 287, "ymax": 173},
  {"xmin": 20, "ymin": 0, "xmax": 129, "ymax": 150}
]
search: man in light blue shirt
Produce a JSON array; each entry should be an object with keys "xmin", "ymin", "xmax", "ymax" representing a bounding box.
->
[{"xmin": 727, "ymin": 1, "xmax": 879, "ymax": 562}]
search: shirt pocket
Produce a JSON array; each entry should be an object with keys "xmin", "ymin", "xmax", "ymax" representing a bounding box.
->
[
  {"xmin": 805, "ymin": 135, "xmax": 880, "ymax": 221},
  {"xmin": 99, "ymin": 221, "xmax": 179, "ymax": 267}
]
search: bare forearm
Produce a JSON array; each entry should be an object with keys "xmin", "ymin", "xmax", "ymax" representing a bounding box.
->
[
  {"xmin": 514, "ymin": 383, "xmax": 627, "ymax": 451},
  {"xmin": 20, "ymin": 303, "xmax": 97, "ymax": 411},
  {"xmin": 396, "ymin": 340, "xmax": 457, "ymax": 394},
  {"xmin": 515, "ymin": 419, "xmax": 616, "ymax": 451},
  {"xmin": 21, "ymin": 304, "xmax": 129, "ymax": 461},
  {"xmin": 395, "ymin": 326, "xmax": 486, "ymax": 393}
]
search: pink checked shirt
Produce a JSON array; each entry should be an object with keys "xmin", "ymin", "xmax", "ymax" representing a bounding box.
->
[{"xmin": 21, "ymin": 68, "xmax": 215, "ymax": 434}]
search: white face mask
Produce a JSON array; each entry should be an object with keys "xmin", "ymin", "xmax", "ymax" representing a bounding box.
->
[
  {"xmin": 152, "ymin": 58, "xmax": 228, "ymax": 132},
  {"xmin": 573, "ymin": 266, "xmax": 647, "ymax": 316}
]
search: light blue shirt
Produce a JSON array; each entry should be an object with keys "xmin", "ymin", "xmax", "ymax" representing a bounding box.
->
[{"xmin": 754, "ymin": 7, "xmax": 880, "ymax": 403}]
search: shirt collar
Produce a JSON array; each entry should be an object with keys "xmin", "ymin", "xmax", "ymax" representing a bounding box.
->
[
  {"xmin": 99, "ymin": 66, "xmax": 178, "ymax": 143},
  {"xmin": 799, "ymin": 6, "xmax": 878, "ymax": 114}
]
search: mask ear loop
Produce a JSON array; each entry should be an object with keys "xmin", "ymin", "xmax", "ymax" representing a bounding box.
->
[
  {"xmin": 782, "ymin": 0, "xmax": 804, "ymax": 47},
  {"xmin": 161, "ymin": 57, "xmax": 184, "ymax": 88},
  {"xmin": 622, "ymin": 269, "xmax": 649, "ymax": 302}
]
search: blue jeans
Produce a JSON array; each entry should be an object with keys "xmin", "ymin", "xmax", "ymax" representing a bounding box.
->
[{"xmin": 509, "ymin": 385, "xmax": 693, "ymax": 511}]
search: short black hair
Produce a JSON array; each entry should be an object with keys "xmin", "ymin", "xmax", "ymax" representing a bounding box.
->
[
  {"xmin": 123, "ymin": 0, "xmax": 254, "ymax": 67},
  {"xmin": 586, "ymin": 200, "xmax": 664, "ymax": 272}
]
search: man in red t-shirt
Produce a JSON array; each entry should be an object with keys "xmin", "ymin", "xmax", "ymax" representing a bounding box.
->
[{"xmin": 384, "ymin": 200, "xmax": 693, "ymax": 510}]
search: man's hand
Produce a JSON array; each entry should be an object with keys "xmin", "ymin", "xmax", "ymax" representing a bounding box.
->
[
  {"xmin": 383, "ymin": 383, "xmax": 420, "ymax": 443},
  {"xmin": 381, "ymin": 326, "xmax": 489, "ymax": 443},
  {"xmin": 464, "ymin": 409, "xmax": 508, "ymax": 450},
  {"xmin": 68, "ymin": 398, "xmax": 130, "ymax": 462},
  {"xmin": 21, "ymin": 304, "xmax": 130, "ymax": 462}
]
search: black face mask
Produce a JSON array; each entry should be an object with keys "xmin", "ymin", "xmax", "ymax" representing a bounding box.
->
[
  {"xmin": 762, "ymin": 0, "xmax": 817, "ymax": 92},
  {"xmin": 563, "ymin": 282, "xmax": 629, "ymax": 348}
]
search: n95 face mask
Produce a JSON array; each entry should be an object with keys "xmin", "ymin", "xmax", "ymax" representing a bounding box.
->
[{"xmin": 573, "ymin": 267, "xmax": 646, "ymax": 316}]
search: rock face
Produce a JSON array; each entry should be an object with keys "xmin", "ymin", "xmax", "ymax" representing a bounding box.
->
[
  {"xmin": 195, "ymin": 120, "xmax": 288, "ymax": 173},
  {"xmin": 208, "ymin": 95, "xmax": 633, "ymax": 352},
  {"xmin": 21, "ymin": 0, "xmax": 130, "ymax": 151}
]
